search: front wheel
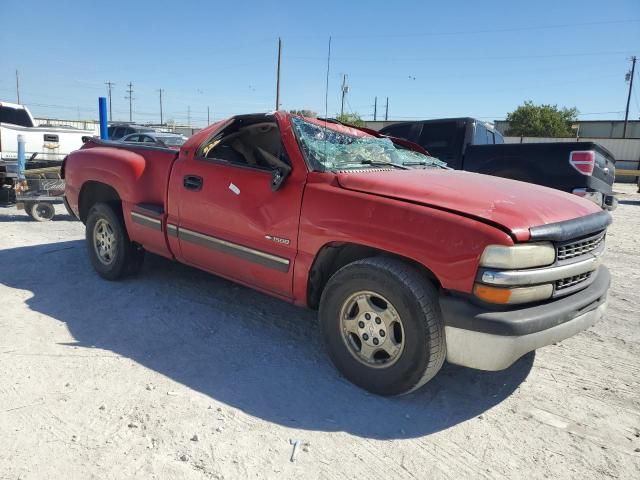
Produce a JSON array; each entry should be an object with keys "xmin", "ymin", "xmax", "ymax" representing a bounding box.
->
[
  {"xmin": 85, "ymin": 202, "xmax": 144, "ymax": 280},
  {"xmin": 319, "ymin": 257, "xmax": 446, "ymax": 396}
]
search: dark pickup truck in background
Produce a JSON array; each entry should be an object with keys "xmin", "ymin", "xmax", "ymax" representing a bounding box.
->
[{"xmin": 379, "ymin": 118, "xmax": 617, "ymax": 210}]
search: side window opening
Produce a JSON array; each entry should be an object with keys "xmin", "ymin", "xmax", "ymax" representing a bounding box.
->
[{"xmin": 200, "ymin": 119, "xmax": 289, "ymax": 171}]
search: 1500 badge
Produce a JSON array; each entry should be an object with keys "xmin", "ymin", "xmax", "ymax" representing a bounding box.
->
[{"xmin": 265, "ymin": 235, "xmax": 290, "ymax": 245}]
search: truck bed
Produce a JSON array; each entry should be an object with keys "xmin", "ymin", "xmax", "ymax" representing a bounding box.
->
[{"xmin": 463, "ymin": 141, "xmax": 616, "ymax": 195}]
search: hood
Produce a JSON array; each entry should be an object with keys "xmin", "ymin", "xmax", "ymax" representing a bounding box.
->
[{"xmin": 336, "ymin": 169, "xmax": 601, "ymax": 241}]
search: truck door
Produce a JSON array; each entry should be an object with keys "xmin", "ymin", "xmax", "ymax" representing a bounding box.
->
[{"xmin": 168, "ymin": 116, "xmax": 305, "ymax": 299}]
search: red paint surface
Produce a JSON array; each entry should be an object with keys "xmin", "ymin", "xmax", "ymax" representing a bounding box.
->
[{"xmin": 336, "ymin": 169, "xmax": 601, "ymax": 241}]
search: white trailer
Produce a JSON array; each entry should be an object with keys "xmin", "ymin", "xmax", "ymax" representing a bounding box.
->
[{"xmin": 0, "ymin": 101, "xmax": 94, "ymax": 202}]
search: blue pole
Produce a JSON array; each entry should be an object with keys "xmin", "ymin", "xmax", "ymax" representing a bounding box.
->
[
  {"xmin": 99, "ymin": 97, "xmax": 108, "ymax": 140},
  {"xmin": 17, "ymin": 134, "xmax": 26, "ymax": 179}
]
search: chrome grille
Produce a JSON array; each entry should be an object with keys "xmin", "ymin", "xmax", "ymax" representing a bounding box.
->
[
  {"xmin": 557, "ymin": 231, "xmax": 605, "ymax": 261},
  {"xmin": 555, "ymin": 271, "xmax": 592, "ymax": 291}
]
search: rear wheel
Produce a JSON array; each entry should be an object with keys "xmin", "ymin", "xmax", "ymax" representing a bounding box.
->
[
  {"xmin": 26, "ymin": 202, "xmax": 55, "ymax": 222},
  {"xmin": 85, "ymin": 202, "xmax": 144, "ymax": 280},
  {"xmin": 319, "ymin": 257, "xmax": 446, "ymax": 396}
]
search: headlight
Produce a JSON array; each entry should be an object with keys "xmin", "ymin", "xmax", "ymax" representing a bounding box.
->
[
  {"xmin": 480, "ymin": 242, "xmax": 555, "ymax": 269},
  {"xmin": 473, "ymin": 283, "xmax": 553, "ymax": 304}
]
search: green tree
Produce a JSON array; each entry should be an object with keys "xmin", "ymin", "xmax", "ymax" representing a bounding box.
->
[
  {"xmin": 505, "ymin": 101, "xmax": 578, "ymax": 137},
  {"xmin": 289, "ymin": 109, "xmax": 317, "ymax": 118},
  {"xmin": 336, "ymin": 112, "xmax": 365, "ymax": 127}
]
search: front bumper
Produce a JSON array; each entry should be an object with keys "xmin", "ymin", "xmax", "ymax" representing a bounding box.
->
[{"xmin": 440, "ymin": 266, "xmax": 610, "ymax": 371}]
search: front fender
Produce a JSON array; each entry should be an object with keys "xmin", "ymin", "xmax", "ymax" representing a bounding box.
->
[{"xmin": 294, "ymin": 175, "xmax": 514, "ymax": 304}]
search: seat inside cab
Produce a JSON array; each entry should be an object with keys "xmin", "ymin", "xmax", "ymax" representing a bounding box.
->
[{"xmin": 201, "ymin": 115, "xmax": 289, "ymax": 171}]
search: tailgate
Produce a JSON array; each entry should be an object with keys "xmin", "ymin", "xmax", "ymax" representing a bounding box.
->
[{"xmin": 591, "ymin": 144, "xmax": 616, "ymax": 185}]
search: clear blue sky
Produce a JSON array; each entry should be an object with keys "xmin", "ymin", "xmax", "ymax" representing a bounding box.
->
[{"xmin": 1, "ymin": 0, "xmax": 639, "ymax": 126}]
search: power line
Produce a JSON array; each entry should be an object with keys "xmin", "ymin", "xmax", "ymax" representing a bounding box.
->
[
  {"xmin": 329, "ymin": 19, "xmax": 640, "ymax": 39},
  {"xmin": 288, "ymin": 50, "xmax": 638, "ymax": 64}
]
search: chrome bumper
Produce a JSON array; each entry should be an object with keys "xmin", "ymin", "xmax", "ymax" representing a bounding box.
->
[
  {"xmin": 445, "ymin": 301, "xmax": 606, "ymax": 371},
  {"xmin": 572, "ymin": 188, "xmax": 617, "ymax": 211}
]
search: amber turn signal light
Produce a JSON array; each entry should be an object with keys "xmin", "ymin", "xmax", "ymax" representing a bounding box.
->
[
  {"xmin": 473, "ymin": 283, "xmax": 553, "ymax": 305},
  {"xmin": 473, "ymin": 284, "xmax": 512, "ymax": 304}
]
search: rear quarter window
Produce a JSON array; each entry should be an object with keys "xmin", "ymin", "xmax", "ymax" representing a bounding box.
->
[{"xmin": 473, "ymin": 123, "xmax": 489, "ymax": 144}]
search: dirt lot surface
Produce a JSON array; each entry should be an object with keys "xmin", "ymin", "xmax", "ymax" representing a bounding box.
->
[{"xmin": 1, "ymin": 184, "xmax": 639, "ymax": 479}]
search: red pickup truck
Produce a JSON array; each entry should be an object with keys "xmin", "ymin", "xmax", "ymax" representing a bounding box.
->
[{"xmin": 63, "ymin": 112, "xmax": 611, "ymax": 396}]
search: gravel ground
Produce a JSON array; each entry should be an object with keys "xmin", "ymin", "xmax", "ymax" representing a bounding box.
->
[{"xmin": 1, "ymin": 184, "xmax": 639, "ymax": 480}]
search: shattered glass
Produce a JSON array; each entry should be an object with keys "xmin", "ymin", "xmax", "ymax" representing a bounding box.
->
[{"xmin": 291, "ymin": 116, "xmax": 447, "ymax": 171}]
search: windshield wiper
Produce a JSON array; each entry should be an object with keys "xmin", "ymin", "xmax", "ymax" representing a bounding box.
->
[
  {"xmin": 402, "ymin": 160, "xmax": 450, "ymax": 169},
  {"xmin": 360, "ymin": 160, "xmax": 409, "ymax": 170}
]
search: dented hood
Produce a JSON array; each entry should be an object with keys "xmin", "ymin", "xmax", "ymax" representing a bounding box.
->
[{"xmin": 336, "ymin": 169, "xmax": 602, "ymax": 241}]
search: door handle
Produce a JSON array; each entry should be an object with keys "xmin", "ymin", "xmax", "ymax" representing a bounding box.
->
[{"xmin": 183, "ymin": 175, "xmax": 203, "ymax": 191}]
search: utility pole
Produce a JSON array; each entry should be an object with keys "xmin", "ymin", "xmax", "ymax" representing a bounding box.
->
[
  {"xmin": 207, "ymin": 106, "xmax": 210, "ymax": 125},
  {"xmin": 340, "ymin": 74, "xmax": 348, "ymax": 116},
  {"xmin": 374, "ymin": 96, "xmax": 377, "ymax": 121},
  {"xmin": 623, "ymin": 55, "xmax": 637, "ymax": 139},
  {"xmin": 15, "ymin": 70, "xmax": 20, "ymax": 104},
  {"xmin": 385, "ymin": 97, "xmax": 389, "ymax": 121},
  {"xmin": 324, "ymin": 36, "xmax": 332, "ymax": 121},
  {"xmin": 105, "ymin": 81, "xmax": 115, "ymax": 120},
  {"xmin": 158, "ymin": 88, "xmax": 164, "ymax": 125},
  {"xmin": 125, "ymin": 82, "xmax": 134, "ymax": 122},
  {"xmin": 275, "ymin": 37, "xmax": 282, "ymax": 110}
]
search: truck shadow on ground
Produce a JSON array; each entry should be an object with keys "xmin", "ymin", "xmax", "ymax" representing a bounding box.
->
[{"xmin": 0, "ymin": 240, "xmax": 533, "ymax": 440}]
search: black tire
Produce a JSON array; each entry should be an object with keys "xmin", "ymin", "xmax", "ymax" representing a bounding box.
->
[
  {"xmin": 26, "ymin": 202, "xmax": 55, "ymax": 222},
  {"xmin": 319, "ymin": 257, "xmax": 446, "ymax": 396},
  {"xmin": 85, "ymin": 202, "xmax": 144, "ymax": 280}
]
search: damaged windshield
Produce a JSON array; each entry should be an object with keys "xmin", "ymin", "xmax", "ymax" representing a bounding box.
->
[{"xmin": 291, "ymin": 116, "xmax": 446, "ymax": 171}]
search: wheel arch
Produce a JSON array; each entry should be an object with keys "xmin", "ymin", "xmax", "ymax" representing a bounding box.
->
[
  {"xmin": 306, "ymin": 242, "xmax": 442, "ymax": 310},
  {"xmin": 78, "ymin": 181, "xmax": 122, "ymax": 223}
]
